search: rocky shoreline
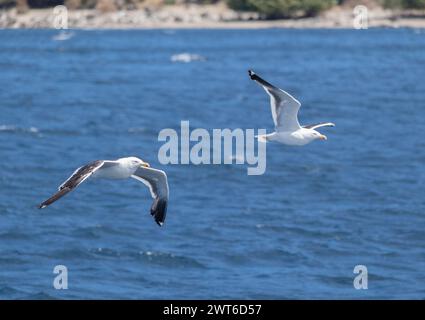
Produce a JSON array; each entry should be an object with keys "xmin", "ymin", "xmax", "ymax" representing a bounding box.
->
[{"xmin": 1, "ymin": 4, "xmax": 425, "ymax": 29}]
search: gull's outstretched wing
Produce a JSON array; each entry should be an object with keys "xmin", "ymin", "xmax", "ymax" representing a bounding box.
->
[
  {"xmin": 38, "ymin": 160, "xmax": 118, "ymax": 209},
  {"xmin": 303, "ymin": 122, "xmax": 335, "ymax": 130},
  {"xmin": 249, "ymin": 70, "xmax": 301, "ymax": 132},
  {"xmin": 131, "ymin": 167, "xmax": 169, "ymax": 227}
]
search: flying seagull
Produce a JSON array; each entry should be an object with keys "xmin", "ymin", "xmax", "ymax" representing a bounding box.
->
[
  {"xmin": 39, "ymin": 157, "xmax": 169, "ymax": 227},
  {"xmin": 248, "ymin": 70, "xmax": 335, "ymax": 145}
]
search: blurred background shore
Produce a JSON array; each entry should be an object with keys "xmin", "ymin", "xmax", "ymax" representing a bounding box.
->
[{"xmin": 0, "ymin": 0, "xmax": 425, "ymax": 29}]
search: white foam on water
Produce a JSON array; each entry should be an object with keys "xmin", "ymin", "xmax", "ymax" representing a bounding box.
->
[
  {"xmin": 0, "ymin": 125, "xmax": 40, "ymax": 134},
  {"xmin": 170, "ymin": 53, "xmax": 206, "ymax": 63},
  {"xmin": 52, "ymin": 31, "xmax": 75, "ymax": 41},
  {"xmin": 0, "ymin": 125, "xmax": 15, "ymax": 131}
]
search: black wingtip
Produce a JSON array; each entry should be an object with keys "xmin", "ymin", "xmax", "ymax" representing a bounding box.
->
[
  {"xmin": 38, "ymin": 201, "xmax": 48, "ymax": 209},
  {"xmin": 151, "ymin": 198, "xmax": 167, "ymax": 227},
  {"xmin": 248, "ymin": 69, "xmax": 256, "ymax": 79}
]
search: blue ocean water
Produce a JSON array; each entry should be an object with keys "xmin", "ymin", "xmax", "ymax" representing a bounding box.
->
[{"xmin": 0, "ymin": 28, "xmax": 424, "ymax": 299}]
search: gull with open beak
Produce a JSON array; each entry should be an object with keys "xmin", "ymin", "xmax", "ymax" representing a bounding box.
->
[
  {"xmin": 38, "ymin": 157, "xmax": 169, "ymax": 226},
  {"xmin": 249, "ymin": 70, "xmax": 335, "ymax": 146}
]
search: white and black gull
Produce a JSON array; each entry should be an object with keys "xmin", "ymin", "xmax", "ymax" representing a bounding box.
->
[
  {"xmin": 39, "ymin": 157, "xmax": 169, "ymax": 227},
  {"xmin": 248, "ymin": 70, "xmax": 335, "ymax": 145}
]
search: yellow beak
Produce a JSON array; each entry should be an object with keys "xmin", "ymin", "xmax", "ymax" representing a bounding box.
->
[
  {"xmin": 319, "ymin": 135, "xmax": 327, "ymax": 141},
  {"xmin": 141, "ymin": 162, "xmax": 150, "ymax": 168}
]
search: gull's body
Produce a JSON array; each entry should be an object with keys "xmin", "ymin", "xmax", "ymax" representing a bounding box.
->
[
  {"xmin": 39, "ymin": 157, "xmax": 169, "ymax": 226},
  {"xmin": 91, "ymin": 158, "xmax": 138, "ymax": 179},
  {"xmin": 248, "ymin": 70, "xmax": 335, "ymax": 145}
]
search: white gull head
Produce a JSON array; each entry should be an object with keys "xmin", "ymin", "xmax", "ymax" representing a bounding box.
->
[
  {"xmin": 118, "ymin": 157, "xmax": 150, "ymax": 170},
  {"xmin": 305, "ymin": 129, "xmax": 327, "ymax": 141}
]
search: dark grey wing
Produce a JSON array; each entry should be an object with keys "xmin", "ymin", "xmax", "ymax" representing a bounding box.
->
[
  {"xmin": 131, "ymin": 167, "xmax": 169, "ymax": 227},
  {"xmin": 249, "ymin": 70, "xmax": 301, "ymax": 131},
  {"xmin": 38, "ymin": 160, "xmax": 116, "ymax": 209},
  {"xmin": 303, "ymin": 122, "xmax": 335, "ymax": 130}
]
